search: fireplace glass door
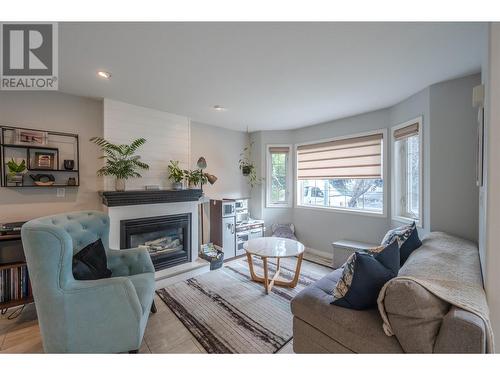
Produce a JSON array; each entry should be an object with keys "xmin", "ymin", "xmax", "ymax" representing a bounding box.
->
[{"xmin": 120, "ymin": 214, "xmax": 191, "ymax": 271}]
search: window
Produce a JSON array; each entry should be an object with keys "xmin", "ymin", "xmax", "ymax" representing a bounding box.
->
[
  {"xmin": 296, "ymin": 131, "xmax": 385, "ymax": 214},
  {"xmin": 266, "ymin": 145, "xmax": 292, "ymax": 207},
  {"xmin": 392, "ymin": 117, "xmax": 422, "ymax": 224}
]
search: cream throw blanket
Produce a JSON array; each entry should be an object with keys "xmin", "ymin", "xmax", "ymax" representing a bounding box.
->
[{"xmin": 377, "ymin": 232, "xmax": 495, "ymax": 353}]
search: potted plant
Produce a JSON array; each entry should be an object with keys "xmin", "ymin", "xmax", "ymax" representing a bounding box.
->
[
  {"xmin": 90, "ymin": 137, "xmax": 150, "ymax": 191},
  {"xmin": 167, "ymin": 160, "xmax": 184, "ymax": 190},
  {"xmin": 6, "ymin": 158, "xmax": 26, "ymax": 186},
  {"xmin": 239, "ymin": 142, "xmax": 262, "ymax": 188},
  {"xmin": 184, "ymin": 169, "xmax": 207, "ymax": 189}
]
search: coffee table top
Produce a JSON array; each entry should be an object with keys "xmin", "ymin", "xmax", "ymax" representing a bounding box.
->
[{"xmin": 244, "ymin": 237, "xmax": 305, "ymax": 258}]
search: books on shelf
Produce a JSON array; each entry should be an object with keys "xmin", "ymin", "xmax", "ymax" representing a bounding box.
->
[{"xmin": 0, "ymin": 265, "xmax": 32, "ymax": 304}]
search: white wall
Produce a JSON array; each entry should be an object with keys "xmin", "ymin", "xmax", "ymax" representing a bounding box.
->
[
  {"xmin": 103, "ymin": 99, "xmax": 190, "ymax": 190},
  {"xmin": 190, "ymin": 121, "xmax": 250, "ymax": 200},
  {"xmin": 0, "ymin": 92, "xmax": 103, "ymax": 222},
  {"xmin": 484, "ymin": 22, "xmax": 500, "ymax": 348}
]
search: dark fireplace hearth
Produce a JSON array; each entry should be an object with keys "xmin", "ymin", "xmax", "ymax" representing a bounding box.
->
[{"xmin": 120, "ymin": 214, "xmax": 192, "ymax": 271}]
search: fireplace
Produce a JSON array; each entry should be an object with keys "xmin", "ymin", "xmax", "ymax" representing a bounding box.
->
[{"xmin": 120, "ymin": 213, "xmax": 192, "ymax": 271}]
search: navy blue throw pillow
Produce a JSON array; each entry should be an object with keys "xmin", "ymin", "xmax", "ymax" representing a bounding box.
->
[
  {"xmin": 331, "ymin": 240, "xmax": 400, "ymax": 310},
  {"xmin": 381, "ymin": 221, "xmax": 422, "ymax": 265},
  {"xmin": 72, "ymin": 239, "xmax": 112, "ymax": 280}
]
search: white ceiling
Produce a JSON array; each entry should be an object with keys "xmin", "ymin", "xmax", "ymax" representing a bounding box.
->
[{"xmin": 59, "ymin": 22, "xmax": 485, "ymax": 131}]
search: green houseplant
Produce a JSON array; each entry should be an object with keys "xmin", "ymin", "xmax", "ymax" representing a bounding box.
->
[
  {"xmin": 90, "ymin": 137, "xmax": 150, "ymax": 191},
  {"xmin": 6, "ymin": 158, "xmax": 26, "ymax": 186},
  {"xmin": 183, "ymin": 169, "xmax": 207, "ymax": 189},
  {"xmin": 239, "ymin": 142, "xmax": 262, "ymax": 188},
  {"xmin": 167, "ymin": 160, "xmax": 184, "ymax": 190}
]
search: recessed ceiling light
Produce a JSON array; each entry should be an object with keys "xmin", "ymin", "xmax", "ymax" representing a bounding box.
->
[
  {"xmin": 97, "ymin": 71, "xmax": 111, "ymax": 79},
  {"xmin": 212, "ymin": 105, "xmax": 227, "ymax": 112}
]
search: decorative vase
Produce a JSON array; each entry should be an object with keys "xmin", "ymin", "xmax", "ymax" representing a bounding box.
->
[
  {"xmin": 63, "ymin": 159, "xmax": 75, "ymax": 170},
  {"xmin": 115, "ymin": 178, "xmax": 126, "ymax": 192},
  {"xmin": 188, "ymin": 181, "xmax": 197, "ymax": 189},
  {"xmin": 7, "ymin": 173, "xmax": 24, "ymax": 186},
  {"xmin": 172, "ymin": 181, "xmax": 183, "ymax": 190}
]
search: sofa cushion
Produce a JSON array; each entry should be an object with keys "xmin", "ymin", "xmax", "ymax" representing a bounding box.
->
[
  {"xmin": 332, "ymin": 240, "xmax": 399, "ymax": 310},
  {"xmin": 382, "ymin": 221, "xmax": 422, "ymax": 265},
  {"xmin": 291, "ymin": 268, "xmax": 403, "ymax": 353},
  {"xmin": 384, "ymin": 278, "xmax": 450, "ymax": 352}
]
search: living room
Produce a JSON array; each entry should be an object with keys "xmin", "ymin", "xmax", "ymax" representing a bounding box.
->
[{"xmin": 1, "ymin": 1, "xmax": 500, "ymax": 373}]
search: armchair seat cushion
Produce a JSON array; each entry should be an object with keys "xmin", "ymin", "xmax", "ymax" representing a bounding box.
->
[{"xmin": 128, "ymin": 273, "xmax": 155, "ymax": 314}]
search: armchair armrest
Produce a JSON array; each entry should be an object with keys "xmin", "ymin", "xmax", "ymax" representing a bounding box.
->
[{"xmin": 107, "ymin": 247, "xmax": 155, "ymax": 276}]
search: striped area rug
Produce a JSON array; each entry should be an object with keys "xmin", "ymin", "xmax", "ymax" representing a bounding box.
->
[{"xmin": 156, "ymin": 256, "xmax": 332, "ymax": 353}]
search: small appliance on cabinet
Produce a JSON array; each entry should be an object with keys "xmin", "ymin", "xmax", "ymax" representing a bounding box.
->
[{"xmin": 209, "ymin": 200, "xmax": 236, "ymax": 259}]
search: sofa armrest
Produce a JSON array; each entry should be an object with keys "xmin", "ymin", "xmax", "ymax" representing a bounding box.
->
[
  {"xmin": 107, "ymin": 247, "xmax": 155, "ymax": 276},
  {"xmin": 433, "ymin": 306, "xmax": 486, "ymax": 353}
]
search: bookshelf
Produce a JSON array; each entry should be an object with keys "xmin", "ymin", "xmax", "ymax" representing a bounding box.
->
[{"xmin": 0, "ymin": 233, "xmax": 33, "ymax": 313}]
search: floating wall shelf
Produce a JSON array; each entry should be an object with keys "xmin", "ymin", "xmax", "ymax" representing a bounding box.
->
[{"xmin": 0, "ymin": 125, "xmax": 80, "ymax": 188}]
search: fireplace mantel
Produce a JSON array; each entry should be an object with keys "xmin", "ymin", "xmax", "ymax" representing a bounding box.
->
[{"xmin": 99, "ymin": 189, "xmax": 203, "ymax": 207}]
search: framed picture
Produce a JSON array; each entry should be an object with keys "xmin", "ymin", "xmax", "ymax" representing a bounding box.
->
[
  {"xmin": 33, "ymin": 151, "xmax": 56, "ymax": 169},
  {"xmin": 16, "ymin": 129, "xmax": 48, "ymax": 146}
]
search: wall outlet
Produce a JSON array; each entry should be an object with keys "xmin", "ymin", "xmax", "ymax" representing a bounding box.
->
[{"xmin": 56, "ymin": 188, "xmax": 65, "ymax": 198}]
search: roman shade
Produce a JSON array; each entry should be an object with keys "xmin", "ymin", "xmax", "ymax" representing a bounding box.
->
[
  {"xmin": 393, "ymin": 123, "xmax": 419, "ymax": 141},
  {"xmin": 297, "ymin": 133, "xmax": 383, "ymax": 179},
  {"xmin": 269, "ymin": 146, "xmax": 290, "ymax": 153}
]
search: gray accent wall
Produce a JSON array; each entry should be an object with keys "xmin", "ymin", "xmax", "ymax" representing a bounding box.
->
[
  {"xmin": 251, "ymin": 73, "xmax": 481, "ymax": 255},
  {"xmin": 428, "ymin": 74, "xmax": 480, "ymax": 242},
  {"xmin": 389, "ymin": 87, "xmax": 431, "ymax": 236}
]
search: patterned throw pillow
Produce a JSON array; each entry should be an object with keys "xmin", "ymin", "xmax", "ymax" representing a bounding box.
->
[
  {"xmin": 382, "ymin": 222, "xmax": 422, "ymax": 265},
  {"xmin": 331, "ymin": 240, "xmax": 400, "ymax": 310}
]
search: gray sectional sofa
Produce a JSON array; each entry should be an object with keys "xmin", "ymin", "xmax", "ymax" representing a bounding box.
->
[{"xmin": 291, "ymin": 232, "xmax": 488, "ymax": 353}]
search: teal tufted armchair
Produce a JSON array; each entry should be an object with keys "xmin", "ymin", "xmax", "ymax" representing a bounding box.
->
[{"xmin": 21, "ymin": 210, "xmax": 156, "ymax": 353}]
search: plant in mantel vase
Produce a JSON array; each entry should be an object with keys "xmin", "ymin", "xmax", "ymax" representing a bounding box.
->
[
  {"xmin": 90, "ymin": 137, "xmax": 149, "ymax": 191},
  {"xmin": 167, "ymin": 160, "xmax": 184, "ymax": 190},
  {"xmin": 183, "ymin": 169, "xmax": 207, "ymax": 189}
]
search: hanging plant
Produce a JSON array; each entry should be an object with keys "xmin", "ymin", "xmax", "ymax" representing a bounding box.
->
[{"xmin": 239, "ymin": 141, "xmax": 262, "ymax": 188}]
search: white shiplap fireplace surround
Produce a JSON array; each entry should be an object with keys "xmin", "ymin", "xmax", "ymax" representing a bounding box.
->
[
  {"xmin": 104, "ymin": 200, "xmax": 200, "ymax": 264},
  {"xmin": 102, "ymin": 99, "xmax": 203, "ymax": 278}
]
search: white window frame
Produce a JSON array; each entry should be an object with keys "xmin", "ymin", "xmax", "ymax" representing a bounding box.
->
[
  {"xmin": 391, "ymin": 116, "xmax": 423, "ymax": 226},
  {"xmin": 294, "ymin": 129, "xmax": 387, "ymax": 218},
  {"xmin": 266, "ymin": 144, "xmax": 293, "ymax": 208}
]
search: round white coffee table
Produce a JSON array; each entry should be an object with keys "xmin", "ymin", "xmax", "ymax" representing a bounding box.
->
[{"xmin": 243, "ymin": 237, "xmax": 305, "ymax": 294}]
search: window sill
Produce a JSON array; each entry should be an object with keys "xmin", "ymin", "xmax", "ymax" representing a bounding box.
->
[
  {"xmin": 266, "ymin": 203, "xmax": 292, "ymax": 209},
  {"xmin": 392, "ymin": 215, "xmax": 421, "ymax": 227},
  {"xmin": 296, "ymin": 204, "xmax": 386, "ymax": 218}
]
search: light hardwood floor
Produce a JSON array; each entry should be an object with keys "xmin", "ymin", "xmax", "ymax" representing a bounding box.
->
[
  {"xmin": 0, "ymin": 294, "xmax": 294, "ymax": 354},
  {"xmin": 0, "ymin": 251, "xmax": 333, "ymax": 354}
]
